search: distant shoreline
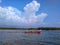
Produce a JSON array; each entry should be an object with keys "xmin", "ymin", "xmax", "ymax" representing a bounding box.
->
[{"xmin": 0, "ymin": 27, "xmax": 60, "ymax": 30}]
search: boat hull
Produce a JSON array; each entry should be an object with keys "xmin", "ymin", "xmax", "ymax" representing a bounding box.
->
[{"xmin": 24, "ymin": 30, "xmax": 41, "ymax": 34}]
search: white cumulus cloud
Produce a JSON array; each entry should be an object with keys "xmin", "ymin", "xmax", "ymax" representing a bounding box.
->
[{"xmin": 0, "ymin": 0, "xmax": 47, "ymax": 28}]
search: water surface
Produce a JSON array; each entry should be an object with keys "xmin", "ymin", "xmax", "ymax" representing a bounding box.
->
[{"xmin": 0, "ymin": 30, "xmax": 60, "ymax": 45}]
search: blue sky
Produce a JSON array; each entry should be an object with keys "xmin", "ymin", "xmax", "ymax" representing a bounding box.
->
[{"xmin": 0, "ymin": 0, "xmax": 60, "ymax": 28}]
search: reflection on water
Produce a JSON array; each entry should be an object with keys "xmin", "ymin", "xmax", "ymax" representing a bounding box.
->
[{"xmin": 0, "ymin": 30, "xmax": 60, "ymax": 45}]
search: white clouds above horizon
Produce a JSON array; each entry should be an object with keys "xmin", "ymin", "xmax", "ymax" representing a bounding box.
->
[{"xmin": 0, "ymin": 0, "xmax": 47, "ymax": 27}]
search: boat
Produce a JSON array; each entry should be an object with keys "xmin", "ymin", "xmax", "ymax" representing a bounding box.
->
[{"xmin": 24, "ymin": 30, "xmax": 41, "ymax": 34}]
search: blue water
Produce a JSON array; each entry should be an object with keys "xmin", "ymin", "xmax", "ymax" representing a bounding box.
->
[{"xmin": 0, "ymin": 30, "xmax": 60, "ymax": 45}]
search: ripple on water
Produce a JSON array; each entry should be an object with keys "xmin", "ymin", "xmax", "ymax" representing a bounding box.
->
[{"xmin": 0, "ymin": 30, "xmax": 60, "ymax": 45}]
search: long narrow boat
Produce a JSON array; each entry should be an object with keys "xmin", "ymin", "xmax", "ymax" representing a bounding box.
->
[{"xmin": 24, "ymin": 30, "xmax": 41, "ymax": 34}]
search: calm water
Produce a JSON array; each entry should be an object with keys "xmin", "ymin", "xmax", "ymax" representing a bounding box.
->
[{"xmin": 0, "ymin": 30, "xmax": 60, "ymax": 45}]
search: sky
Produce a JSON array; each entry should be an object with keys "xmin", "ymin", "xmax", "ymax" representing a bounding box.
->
[{"xmin": 0, "ymin": 0, "xmax": 60, "ymax": 28}]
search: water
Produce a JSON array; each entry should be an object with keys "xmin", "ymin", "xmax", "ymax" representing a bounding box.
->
[{"xmin": 0, "ymin": 30, "xmax": 60, "ymax": 45}]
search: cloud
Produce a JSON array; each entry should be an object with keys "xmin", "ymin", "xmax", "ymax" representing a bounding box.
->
[{"xmin": 0, "ymin": 0, "xmax": 47, "ymax": 28}]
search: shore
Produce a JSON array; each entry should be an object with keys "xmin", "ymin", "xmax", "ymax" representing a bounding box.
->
[{"xmin": 0, "ymin": 27, "xmax": 60, "ymax": 30}]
